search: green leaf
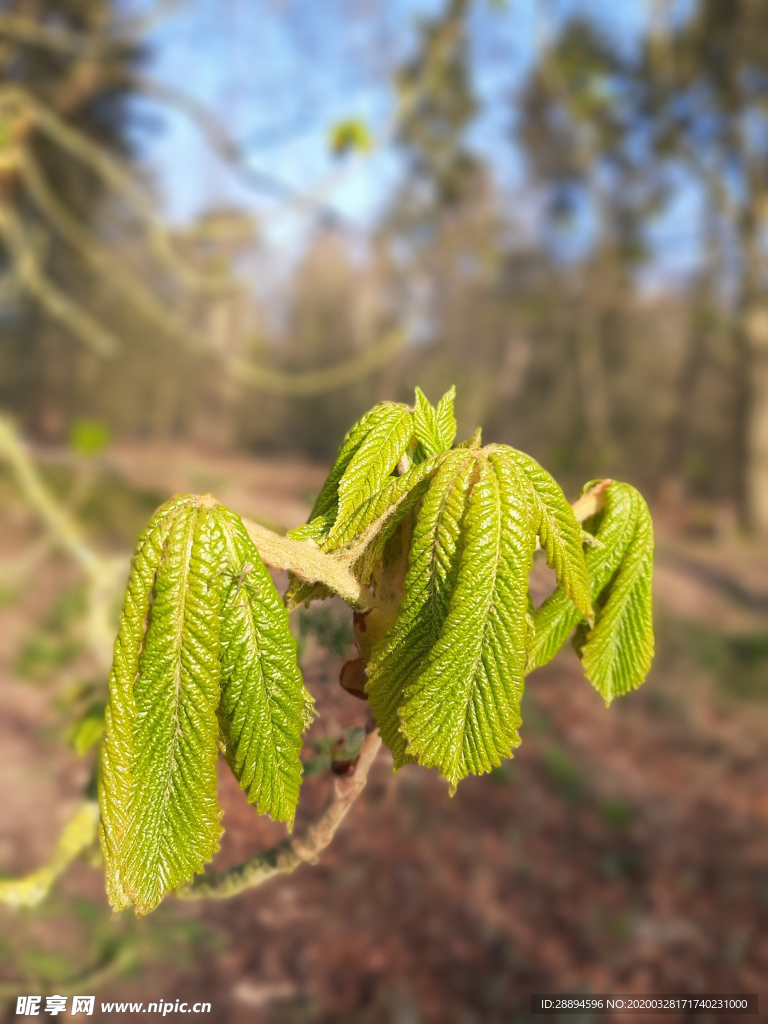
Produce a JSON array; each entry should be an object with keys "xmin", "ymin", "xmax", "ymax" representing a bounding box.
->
[
  {"xmin": 366, "ymin": 449, "xmax": 476, "ymax": 768},
  {"xmin": 413, "ymin": 385, "xmax": 457, "ymax": 458},
  {"xmin": 398, "ymin": 452, "xmax": 534, "ymax": 787},
  {"xmin": 68, "ymin": 418, "xmax": 111, "ymax": 458},
  {"xmin": 335, "ymin": 402, "xmax": 414, "ymax": 530},
  {"xmin": 329, "ymin": 118, "xmax": 373, "ymax": 156},
  {"xmin": 215, "ymin": 508, "xmax": 314, "ymax": 826},
  {"xmin": 288, "ymin": 403, "xmax": 411, "ymax": 545},
  {"xmin": 579, "ymin": 487, "xmax": 654, "ymax": 704},
  {"xmin": 527, "ymin": 482, "xmax": 653, "ymax": 703},
  {"xmin": 68, "ymin": 702, "xmax": 105, "ymax": 755},
  {"xmin": 99, "ymin": 494, "xmax": 199, "ymax": 912},
  {"xmin": 118, "ymin": 504, "xmax": 225, "ymax": 915},
  {"xmin": 326, "ymin": 450, "xmax": 446, "ymax": 553},
  {"xmin": 101, "ymin": 494, "xmax": 312, "ymax": 914},
  {"xmin": 369, "ymin": 451, "xmax": 536, "ymax": 788},
  {"xmin": 498, "ymin": 446, "xmax": 592, "ymax": 622}
]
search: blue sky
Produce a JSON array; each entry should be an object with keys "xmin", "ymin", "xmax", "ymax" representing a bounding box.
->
[{"xmin": 128, "ymin": 0, "xmax": 700, "ymax": 283}]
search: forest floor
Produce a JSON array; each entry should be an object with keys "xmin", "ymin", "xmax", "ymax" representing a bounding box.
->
[{"xmin": 1, "ymin": 443, "xmax": 768, "ymax": 1024}]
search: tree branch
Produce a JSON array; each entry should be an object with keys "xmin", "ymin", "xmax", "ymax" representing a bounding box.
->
[
  {"xmin": 0, "ymin": 945, "xmax": 137, "ymax": 1000},
  {"xmin": 0, "ymin": 801, "xmax": 99, "ymax": 908},
  {"xmin": 0, "ymin": 416, "xmax": 127, "ymax": 670},
  {"xmin": 178, "ymin": 729, "xmax": 383, "ymax": 901},
  {"xmin": 0, "ymin": 3, "xmax": 179, "ymax": 57}
]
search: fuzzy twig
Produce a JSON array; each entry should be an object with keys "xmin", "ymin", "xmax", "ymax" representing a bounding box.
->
[{"xmin": 178, "ymin": 729, "xmax": 383, "ymax": 900}]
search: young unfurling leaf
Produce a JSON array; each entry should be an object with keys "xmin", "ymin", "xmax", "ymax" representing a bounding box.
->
[
  {"xmin": 100, "ymin": 497, "xmax": 311, "ymax": 915},
  {"xmin": 413, "ymin": 385, "xmax": 457, "ymax": 458},
  {"xmin": 498, "ymin": 446, "xmax": 592, "ymax": 622},
  {"xmin": 289, "ymin": 401, "xmax": 415, "ymax": 551},
  {"xmin": 366, "ymin": 449, "xmax": 476, "ymax": 767},
  {"xmin": 216, "ymin": 508, "xmax": 313, "ymax": 826},
  {"xmin": 335, "ymin": 402, "xmax": 414, "ymax": 530},
  {"xmin": 578, "ymin": 486, "xmax": 654, "ymax": 704},
  {"xmin": 367, "ymin": 448, "xmax": 536, "ymax": 788},
  {"xmin": 528, "ymin": 481, "xmax": 654, "ymax": 703},
  {"xmin": 93, "ymin": 386, "xmax": 656, "ymax": 912},
  {"xmin": 287, "ymin": 405, "xmax": 385, "ymax": 543}
]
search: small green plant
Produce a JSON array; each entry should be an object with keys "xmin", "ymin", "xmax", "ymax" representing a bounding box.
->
[{"xmin": 2, "ymin": 387, "xmax": 655, "ymax": 918}]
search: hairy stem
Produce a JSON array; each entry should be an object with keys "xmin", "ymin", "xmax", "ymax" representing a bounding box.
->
[{"xmin": 240, "ymin": 517, "xmax": 373, "ymax": 609}]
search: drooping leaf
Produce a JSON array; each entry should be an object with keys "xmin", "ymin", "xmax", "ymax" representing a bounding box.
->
[
  {"xmin": 215, "ymin": 507, "xmax": 314, "ymax": 826},
  {"xmin": 118, "ymin": 504, "xmax": 225, "ymax": 915},
  {"xmin": 366, "ymin": 449, "xmax": 476, "ymax": 767},
  {"xmin": 371, "ymin": 450, "xmax": 536, "ymax": 788},
  {"xmin": 101, "ymin": 493, "xmax": 312, "ymax": 914},
  {"xmin": 287, "ymin": 406, "xmax": 383, "ymax": 543},
  {"xmin": 498, "ymin": 446, "xmax": 592, "ymax": 622},
  {"xmin": 527, "ymin": 482, "xmax": 654, "ymax": 704},
  {"xmin": 290, "ymin": 401, "xmax": 415, "ymax": 548},
  {"xmin": 99, "ymin": 494, "xmax": 198, "ymax": 912},
  {"xmin": 327, "ymin": 450, "xmax": 446, "ymax": 553},
  {"xmin": 335, "ymin": 402, "xmax": 414, "ymax": 528},
  {"xmin": 579, "ymin": 487, "xmax": 654, "ymax": 704},
  {"xmin": 413, "ymin": 385, "xmax": 457, "ymax": 458}
]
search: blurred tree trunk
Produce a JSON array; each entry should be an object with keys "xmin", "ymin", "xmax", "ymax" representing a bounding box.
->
[
  {"xmin": 573, "ymin": 255, "xmax": 615, "ymax": 473},
  {"xmin": 738, "ymin": 187, "xmax": 768, "ymax": 534}
]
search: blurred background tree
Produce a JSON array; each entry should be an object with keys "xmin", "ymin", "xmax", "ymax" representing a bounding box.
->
[
  {"xmin": 0, "ymin": 0, "xmax": 766, "ymax": 516},
  {"xmin": 0, "ymin": 0, "xmax": 143, "ymax": 437},
  {"xmin": 517, "ymin": 0, "xmax": 768, "ymax": 530}
]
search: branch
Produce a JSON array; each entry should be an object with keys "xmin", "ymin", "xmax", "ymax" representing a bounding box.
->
[
  {"xmin": 0, "ymin": 85, "xmax": 233, "ymax": 296},
  {"xmin": 18, "ymin": 150, "xmax": 212, "ymax": 351},
  {"xmin": 240, "ymin": 517, "xmax": 371, "ymax": 608},
  {"xmin": 0, "ymin": 801, "xmax": 99, "ymax": 908},
  {"xmin": 0, "ymin": 202, "xmax": 121, "ymax": 357},
  {"xmin": 124, "ymin": 74, "xmax": 358, "ymax": 232},
  {"xmin": 0, "ymin": 415, "xmax": 101, "ymax": 573},
  {"xmin": 16, "ymin": 150, "xmax": 408, "ymax": 393},
  {"xmin": 226, "ymin": 327, "xmax": 406, "ymax": 397},
  {"xmin": 0, "ymin": 3, "xmax": 179, "ymax": 57},
  {"xmin": 178, "ymin": 729, "xmax": 382, "ymax": 901},
  {"xmin": 0, "ymin": 945, "xmax": 137, "ymax": 1000},
  {"xmin": 0, "ymin": 416, "xmax": 127, "ymax": 670},
  {"xmin": 0, "ymin": 13, "xmax": 110, "ymax": 57}
]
